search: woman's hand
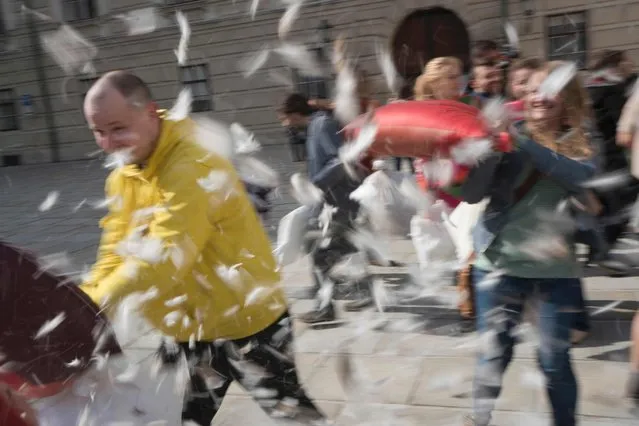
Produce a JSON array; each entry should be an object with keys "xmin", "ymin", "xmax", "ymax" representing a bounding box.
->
[{"xmin": 617, "ymin": 131, "xmax": 633, "ymax": 147}]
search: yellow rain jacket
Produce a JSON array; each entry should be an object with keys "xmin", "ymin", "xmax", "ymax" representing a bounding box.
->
[{"xmin": 81, "ymin": 114, "xmax": 287, "ymax": 342}]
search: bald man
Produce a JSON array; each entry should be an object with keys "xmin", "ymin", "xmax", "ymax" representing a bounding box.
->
[{"xmin": 81, "ymin": 71, "xmax": 327, "ymax": 426}]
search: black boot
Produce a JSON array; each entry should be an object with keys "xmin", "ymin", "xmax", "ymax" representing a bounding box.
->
[{"xmin": 298, "ymin": 302, "xmax": 336, "ymax": 324}]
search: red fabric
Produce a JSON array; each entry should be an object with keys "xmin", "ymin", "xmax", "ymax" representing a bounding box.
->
[
  {"xmin": 0, "ymin": 382, "xmax": 38, "ymax": 426},
  {"xmin": 413, "ymin": 159, "xmax": 462, "ymax": 209}
]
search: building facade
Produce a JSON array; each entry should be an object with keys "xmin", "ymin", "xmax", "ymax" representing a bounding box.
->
[{"xmin": 0, "ymin": 0, "xmax": 635, "ymax": 169}]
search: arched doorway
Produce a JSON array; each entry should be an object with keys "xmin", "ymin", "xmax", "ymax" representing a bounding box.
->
[{"xmin": 392, "ymin": 7, "xmax": 470, "ymax": 97}]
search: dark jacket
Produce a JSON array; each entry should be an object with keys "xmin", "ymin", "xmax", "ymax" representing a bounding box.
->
[
  {"xmin": 306, "ymin": 111, "xmax": 361, "ymax": 228},
  {"xmin": 587, "ymin": 73, "xmax": 637, "ymax": 171}
]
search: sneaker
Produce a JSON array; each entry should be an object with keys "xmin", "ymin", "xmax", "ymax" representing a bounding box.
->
[
  {"xmin": 298, "ymin": 304, "xmax": 336, "ymax": 324},
  {"xmin": 462, "ymin": 414, "xmax": 490, "ymax": 426},
  {"xmin": 343, "ymin": 297, "xmax": 374, "ymax": 312},
  {"xmin": 626, "ymin": 371, "xmax": 639, "ymax": 405}
]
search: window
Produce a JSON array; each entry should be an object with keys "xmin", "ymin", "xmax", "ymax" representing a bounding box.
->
[
  {"xmin": 547, "ymin": 12, "xmax": 587, "ymax": 69},
  {"xmin": 78, "ymin": 77, "xmax": 98, "ymax": 103},
  {"xmin": 0, "ymin": 89, "xmax": 18, "ymax": 132},
  {"xmin": 292, "ymin": 47, "xmax": 329, "ymax": 100},
  {"xmin": 180, "ymin": 64, "xmax": 212, "ymax": 112},
  {"xmin": 63, "ymin": 0, "xmax": 98, "ymax": 22}
]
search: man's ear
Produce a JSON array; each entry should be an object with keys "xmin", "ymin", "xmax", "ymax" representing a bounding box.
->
[{"xmin": 147, "ymin": 101, "xmax": 159, "ymax": 117}]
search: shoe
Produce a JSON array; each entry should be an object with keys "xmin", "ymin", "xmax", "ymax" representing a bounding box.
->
[
  {"xmin": 462, "ymin": 414, "xmax": 490, "ymax": 426},
  {"xmin": 571, "ymin": 329, "xmax": 589, "ymax": 345},
  {"xmin": 343, "ymin": 297, "xmax": 374, "ymax": 312},
  {"xmin": 298, "ymin": 304, "xmax": 336, "ymax": 324},
  {"xmin": 626, "ymin": 371, "xmax": 639, "ymax": 405}
]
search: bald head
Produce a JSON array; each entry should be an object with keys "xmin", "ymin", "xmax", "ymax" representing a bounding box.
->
[
  {"xmin": 86, "ymin": 70, "xmax": 152, "ymax": 109},
  {"xmin": 84, "ymin": 70, "xmax": 160, "ymax": 163}
]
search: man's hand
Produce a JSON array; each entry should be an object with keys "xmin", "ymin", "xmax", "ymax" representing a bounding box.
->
[{"xmin": 617, "ymin": 131, "xmax": 633, "ymax": 147}]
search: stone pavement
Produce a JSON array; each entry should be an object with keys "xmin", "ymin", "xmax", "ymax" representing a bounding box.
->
[{"xmin": 1, "ymin": 161, "xmax": 639, "ymax": 425}]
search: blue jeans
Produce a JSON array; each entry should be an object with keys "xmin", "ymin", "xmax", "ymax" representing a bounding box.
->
[{"xmin": 472, "ymin": 269, "xmax": 580, "ymax": 426}]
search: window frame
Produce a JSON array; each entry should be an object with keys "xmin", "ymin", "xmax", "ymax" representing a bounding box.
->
[
  {"xmin": 62, "ymin": 0, "xmax": 98, "ymax": 22},
  {"xmin": 292, "ymin": 46, "xmax": 330, "ymax": 100},
  {"xmin": 179, "ymin": 64, "xmax": 213, "ymax": 112},
  {"xmin": 546, "ymin": 11, "xmax": 588, "ymax": 69},
  {"xmin": 0, "ymin": 89, "xmax": 19, "ymax": 132}
]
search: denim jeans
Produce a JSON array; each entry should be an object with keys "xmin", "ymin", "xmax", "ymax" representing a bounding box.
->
[{"xmin": 472, "ymin": 268, "xmax": 580, "ymax": 426}]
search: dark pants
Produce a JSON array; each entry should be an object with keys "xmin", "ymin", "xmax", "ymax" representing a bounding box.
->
[
  {"xmin": 161, "ymin": 313, "xmax": 325, "ymax": 426},
  {"xmin": 472, "ymin": 269, "xmax": 579, "ymax": 426},
  {"xmin": 305, "ymin": 225, "xmax": 372, "ymax": 304},
  {"xmin": 395, "ymin": 157, "xmax": 415, "ymax": 173}
]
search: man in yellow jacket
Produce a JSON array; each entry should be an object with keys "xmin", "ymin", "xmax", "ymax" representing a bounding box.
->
[{"xmin": 81, "ymin": 70, "xmax": 326, "ymax": 425}]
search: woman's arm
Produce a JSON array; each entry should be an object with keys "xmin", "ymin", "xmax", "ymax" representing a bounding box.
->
[
  {"xmin": 517, "ymin": 137, "xmax": 596, "ymax": 192},
  {"xmin": 460, "ymin": 153, "xmax": 502, "ymax": 204}
]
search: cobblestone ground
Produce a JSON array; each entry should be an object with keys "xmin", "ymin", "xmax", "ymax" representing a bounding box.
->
[{"xmin": 1, "ymin": 161, "xmax": 638, "ymax": 425}]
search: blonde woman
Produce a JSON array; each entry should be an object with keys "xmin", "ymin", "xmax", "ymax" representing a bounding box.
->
[
  {"xmin": 461, "ymin": 61, "xmax": 600, "ymax": 426},
  {"xmin": 413, "ymin": 57, "xmax": 480, "ymax": 208}
]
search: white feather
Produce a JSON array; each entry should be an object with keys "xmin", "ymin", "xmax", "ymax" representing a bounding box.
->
[
  {"xmin": 290, "ymin": 173, "xmax": 324, "ymax": 206},
  {"xmin": 166, "ymin": 87, "xmax": 192, "ymax": 121},
  {"xmin": 165, "ymin": 295, "xmax": 188, "ymax": 307},
  {"xmin": 316, "ymin": 275, "xmax": 335, "ymax": 311},
  {"xmin": 333, "ymin": 62, "xmax": 360, "ymax": 125},
  {"xmin": 339, "ymin": 121, "xmax": 378, "ymax": 165},
  {"xmin": 538, "ymin": 61, "xmax": 577, "ymax": 99},
  {"xmin": 234, "ymin": 155, "xmax": 279, "ymax": 188},
  {"xmin": 174, "ymin": 11, "xmax": 191, "ymax": 65},
  {"xmin": 581, "ymin": 170, "xmax": 633, "ymax": 190},
  {"xmin": 197, "ymin": 170, "xmax": 233, "ymax": 196},
  {"xmin": 278, "ymin": 0, "xmax": 304, "ymax": 40},
  {"xmin": 192, "ymin": 116, "xmax": 235, "ymax": 159},
  {"xmin": 230, "ymin": 123, "xmax": 261, "ymax": 155},
  {"xmin": 275, "ymin": 43, "xmax": 323, "ymax": 77},
  {"xmin": 40, "ymin": 25, "xmax": 97, "ymax": 76},
  {"xmin": 372, "ymin": 279, "xmax": 394, "ymax": 312},
  {"xmin": 348, "ymin": 229, "xmax": 391, "ymax": 266},
  {"xmin": 273, "ymin": 205, "xmax": 312, "ymax": 266},
  {"xmin": 104, "ymin": 148, "xmax": 135, "ymax": 169},
  {"xmin": 375, "ymin": 42, "xmax": 401, "ymax": 94},
  {"xmin": 245, "ymin": 287, "xmax": 272, "ymax": 306},
  {"xmin": 34, "ymin": 312, "xmax": 66, "ymax": 339},
  {"xmin": 592, "ymin": 300, "xmax": 623, "ymax": 316},
  {"xmin": 421, "ymin": 158, "xmax": 455, "ymax": 188},
  {"xmin": 481, "ymin": 98, "xmax": 508, "ymax": 131},
  {"xmin": 115, "ymin": 7, "xmax": 158, "ymax": 36},
  {"xmin": 451, "ymin": 138, "xmax": 494, "ymax": 165},
  {"xmin": 240, "ymin": 47, "xmax": 270, "ymax": 78},
  {"xmin": 249, "ymin": 0, "xmax": 260, "ymax": 19},
  {"xmin": 475, "ymin": 269, "xmax": 505, "ymax": 291},
  {"xmin": 504, "ymin": 21, "xmax": 519, "ymax": 51},
  {"xmin": 39, "ymin": 191, "xmax": 59, "ymax": 212}
]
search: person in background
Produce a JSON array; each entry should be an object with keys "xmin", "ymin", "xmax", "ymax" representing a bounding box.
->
[
  {"xmin": 411, "ymin": 56, "xmax": 479, "ymax": 332},
  {"xmin": 461, "ymin": 61, "xmax": 597, "ymax": 426},
  {"xmin": 413, "ymin": 56, "xmax": 479, "ymax": 209},
  {"xmin": 469, "ymin": 58, "xmax": 504, "ymax": 105},
  {"xmin": 80, "ymin": 71, "xmax": 327, "ymax": 426},
  {"xmin": 508, "ymin": 57, "xmax": 542, "ymax": 101},
  {"xmin": 464, "ymin": 40, "xmax": 503, "ymax": 96},
  {"xmin": 278, "ymin": 93, "xmax": 374, "ymax": 324},
  {"xmin": 587, "ymin": 50, "xmax": 639, "ymax": 275}
]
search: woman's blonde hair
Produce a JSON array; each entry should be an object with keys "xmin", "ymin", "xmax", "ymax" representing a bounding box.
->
[
  {"xmin": 413, "ymin": 57, "xmax": 462, "ymax": 100},
  {"xmin": 525, "ymin": 60, "xmax": 593, "ymax": 158}
]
